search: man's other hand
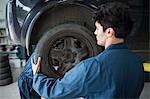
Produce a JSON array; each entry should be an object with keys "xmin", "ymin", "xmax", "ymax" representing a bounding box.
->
[{"xmin": 32, "ymin": 57, "xmax": 41, "ymax": 75}]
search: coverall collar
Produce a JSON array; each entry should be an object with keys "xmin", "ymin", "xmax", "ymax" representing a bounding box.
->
[{"xmin": 105, "ymin": 43, "xmax": 128, "ymax": 51}]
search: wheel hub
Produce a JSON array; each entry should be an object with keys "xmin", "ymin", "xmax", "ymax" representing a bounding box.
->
[
  {"xmin": 62, "ymin": 49, "xmax": 76, "ymax": 63},
  {"xmin": 49, "ymin": 36, "xmax": 90, "ymax": 75}
]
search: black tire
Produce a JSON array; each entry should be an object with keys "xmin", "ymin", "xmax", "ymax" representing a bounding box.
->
[
  {"xmin": 0, "ymin": 72, "xmax": 11, "ymax": 80},
  {"xmin": 34, "ymin": 23, "xmax": 99, "ymax": 77},
  {"xmin": 0, "ymin": 77, "xmax": 12, "ymax": 86},
  {"xmin": 0, "ymin": 54, "xmax": 9, "ymax": 62},
  {"xmin": 0, "ymin": 60, "xmax": 9, "ymax": 68},
  {"xmin": 0, "ymin": 66, "xmax": 11, "ymax": 74}
]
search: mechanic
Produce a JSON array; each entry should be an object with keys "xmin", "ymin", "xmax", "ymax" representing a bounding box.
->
[{"xmin": 18, "ymin": 2, "xmax": 144, "ymax": 99}]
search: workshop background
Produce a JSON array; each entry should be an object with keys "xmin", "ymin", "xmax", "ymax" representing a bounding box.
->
[{"xmin": 0, "ymin": 0, "xmax": 149, "ymax": 99}]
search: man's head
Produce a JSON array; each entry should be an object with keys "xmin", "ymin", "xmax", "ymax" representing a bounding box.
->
[{"xmin": 93, "ymin": 2, "xmax": 133, "ymax": 47}]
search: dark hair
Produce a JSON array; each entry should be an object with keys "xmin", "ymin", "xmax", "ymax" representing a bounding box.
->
[{"xmin": 93, "ymin": 2, "xmax": 133, "ymax": 38}]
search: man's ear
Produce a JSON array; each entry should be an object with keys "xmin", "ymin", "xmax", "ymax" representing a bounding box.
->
[{"xmin": 105, "ymin": 27, "xmax": 115, "ymax": 38}]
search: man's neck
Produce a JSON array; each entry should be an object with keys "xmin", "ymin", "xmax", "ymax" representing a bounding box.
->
[{"xmin": 105, "ymin": 38, "xmax": 124, "ymax": 49}]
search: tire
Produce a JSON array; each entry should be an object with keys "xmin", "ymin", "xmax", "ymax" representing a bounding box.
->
[
  {"xmin": 0, "ymin": 54, "xmax": 8, "ymax": 62},
  {"xmin": 0, "ymin": 66, "xmax": 11, "ymax": 74},
  {"xmin": 0, "ymin": 72, "xmax": 11, "ymax": 80},
  {"xmin": 34, "ymin": 23, "xmax": 99, "ymax": 77},
  {"xmin": 0, "ymin": 60, "xmax": 9, "ymax": 68},
  {"xmin": 0, "ymin": 77, "xmax": 12, "ymax": 86}
]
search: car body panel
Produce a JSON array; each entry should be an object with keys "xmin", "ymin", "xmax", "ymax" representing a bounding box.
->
[{"xmin": 6, "ymin": 0, "xmax": 21, "ymax": 44}]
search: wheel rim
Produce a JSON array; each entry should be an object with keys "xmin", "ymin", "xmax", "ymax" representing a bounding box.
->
[
  {"xmin": 48, "ymin": 36, "xmax": 92, "ymax": 75},
  {"xmin": 34, "ymin": 24, "xmax": 99, "ymax": 77}
]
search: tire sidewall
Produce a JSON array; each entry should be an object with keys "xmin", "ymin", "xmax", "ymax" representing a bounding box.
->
[{"xmin": 34, "ymin": 23, "xmax": 98, "ymax": 77}]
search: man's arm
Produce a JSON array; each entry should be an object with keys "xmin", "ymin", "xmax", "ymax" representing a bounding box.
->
[{"xmin": 32, "ymin": 58, "xmax": 87, "ymax": 98}]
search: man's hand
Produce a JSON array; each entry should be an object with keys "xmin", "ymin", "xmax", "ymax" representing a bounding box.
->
[{"xmin": 32, "ymin": 57, "xmax": 42, "ymax": 75}]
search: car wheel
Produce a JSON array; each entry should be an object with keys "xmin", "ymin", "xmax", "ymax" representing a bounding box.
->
[
  {"xmin": 0, "ymin": 72, "xmax": 11, "ymax": 80},
  {"xmin": 0, "ymin": 66, "xmax": 11, "ymax": 74},
  {"xmin": 34, "ymin": 23, "xmax": 99, "ymax": 77},
  {"xmin": 0, "ymin": 61, "xmax": 9, "ymax": 68},
  {"xmin": 0, "ymin": 77, "xmax": 12, "ymax": 86},
  {"xmin": 0, "ymin": 54, "xmax": 8, "ymax": 62}
]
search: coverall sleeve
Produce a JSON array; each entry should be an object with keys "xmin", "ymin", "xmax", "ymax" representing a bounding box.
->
[{"xmin": 32, "ymin": 61, "xmax": 87, "ymax": 98}]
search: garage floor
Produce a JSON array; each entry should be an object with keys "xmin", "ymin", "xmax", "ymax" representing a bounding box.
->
[
  {"xmin": 0, "ymin": 67, "xmax": 21, "ymax": 99},
  {"xmin": 0, "ymin": 67, "xmax": 150, "ymax": 99}
]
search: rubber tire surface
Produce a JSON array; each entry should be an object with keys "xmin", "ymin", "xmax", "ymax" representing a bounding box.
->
[
  {"xmin": 0, "ymin": 72, "xmax": 11, "ymax": 80},
  {"xmin": 0, "ymin": 66, "xmax": 11, "ymax": 74},
  {"xmin": 0, "ymin": 54, "xmax": 8, "ymax": 62},
  {"xmin": 0, "ymin": 60, "xmax": 9, "ymax": 68},
  {"xmin": 34, "ymin": 23, "xmax": 98, "ymax": 77},
  {"xmin": 0, "ymin": 77, "xmax": 12, "ymax": 86}
]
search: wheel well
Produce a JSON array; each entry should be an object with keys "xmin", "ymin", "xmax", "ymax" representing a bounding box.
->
[{"xmin": 28, "ymin": 4, "xmax": 95, "ymax": 54}]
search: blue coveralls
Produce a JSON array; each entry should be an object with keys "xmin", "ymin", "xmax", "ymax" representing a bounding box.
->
[
  {"xmin": 18, "ymin": 53, "xmax": 41, "ymax": 99},
  {"xmin": 18, "ymin": 43, "xmax": 144, "ymax": 99}
]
